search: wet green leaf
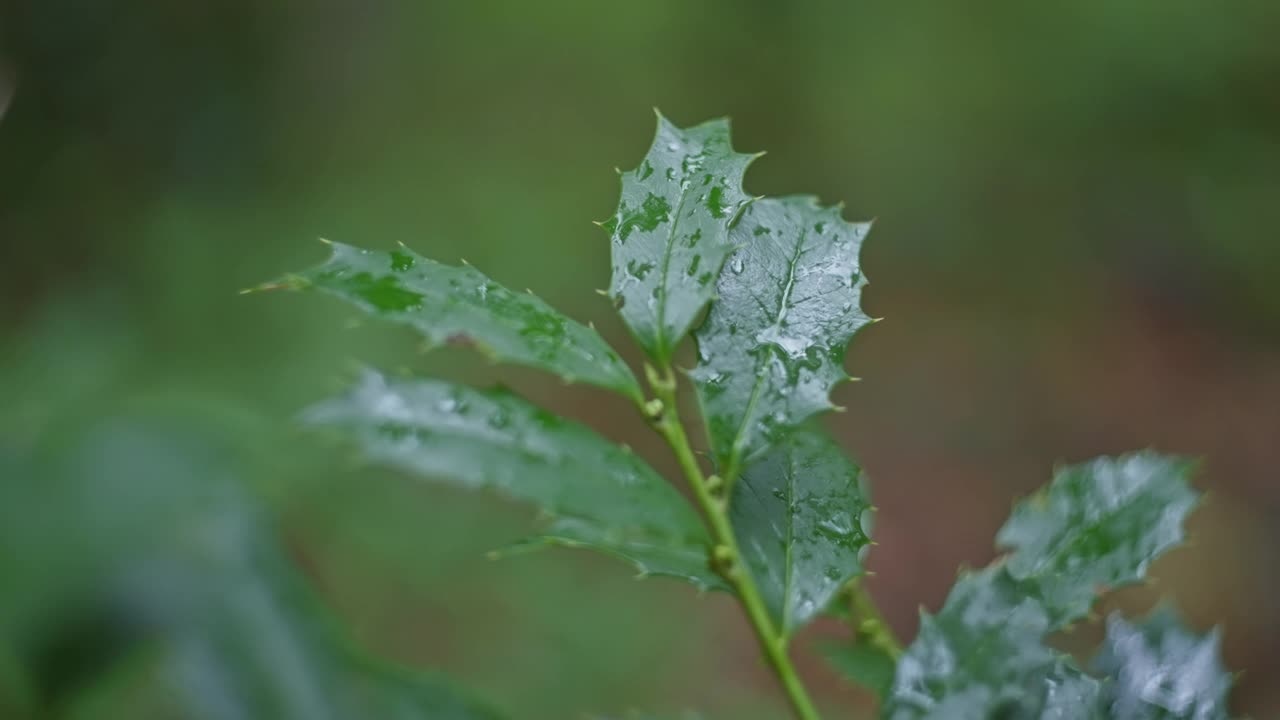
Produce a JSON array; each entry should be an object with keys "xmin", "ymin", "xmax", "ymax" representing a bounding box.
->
[
  {"xmin": 1037, "ymin": 662, "xmax": 1104, "ymax": 720},
  {"xmin": 605, "ymin": 114, "xmax": 755, "ymax": 363},
  {"xmin": 730, "ymin": 427, "xmax": 871, "ymax": 636},
  {"xmin": 996, "ymin": 452, "xmax": 1201, "ymax": 629},
  {"xmin": 277, "ymin": 242, "xmax": 642, "ymax": 401},
  {"xmin": 888, "ymin": 452, "xmax": 1203, "ymax": 719},
  {"xmin": 306, "ymin": 369, "xmax": 718, "ymax": 590},
  {"xmin": 691, "ymin": 196, "xmax": 872, "ymax": 474},
  {"xmin": 885, "ymin": 567, "xmax": 1060, "ymax": 720},
  {"xmin": 500, "ymin": 516, "xmax": 726, "ymax": 592},
  {"xmin": 1092, "ymin": 607, "xmax": 1231, "ymax": 720}
]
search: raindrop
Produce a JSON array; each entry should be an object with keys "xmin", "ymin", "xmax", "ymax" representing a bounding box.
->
[
  {"xmin": 817, "ymin": 517, "xmax": 853, "ymax": 538},
  {"xmin": 730, "ymin": 257, "xmax": 745, "ymax": 274}
]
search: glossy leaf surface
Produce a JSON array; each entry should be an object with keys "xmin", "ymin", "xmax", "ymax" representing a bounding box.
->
[
  {"xmin": 605, "ymin": 114, "xmax": 754, "ymax": 363},
  {"xmin": 279, "ymin": 242, "xmax": 641, "ymax": 401},
  {"xmin": 1092, "ymin": 607, "xmax": 1231, "ymax": 720},
  {"xmin": 996, "ymin": 452, "xmax": 1200, "ymax": 629},
  {"xmin": 306, "ymin": 369, "xmax": 717, "ymax": 588},
  {"xmin": 691, "ymin": 196, "xmax": 872, "ymax": 473},
  {"xmin": 730, "ymin": 427, "xmax": 871, "ymax": 636}
]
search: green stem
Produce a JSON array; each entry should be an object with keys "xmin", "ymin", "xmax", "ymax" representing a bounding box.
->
[
  {"xmin": 848, "ymin": 580, "xmax": 903, "ymax": 659},
  {"xmin": 643, "ymin": 365, "xmax": 821, "ymax": 720}
]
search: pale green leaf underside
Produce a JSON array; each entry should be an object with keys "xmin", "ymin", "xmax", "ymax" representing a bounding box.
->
[
  {"xmin": 886, "ymin": 567, "xmax": 1062, "ymax": 720},
  {"xmin": 606, "ymin": 114, "xmax": 755, "ymax": 363},
  {"xmin": 692, "ymin": 196, "xmax": 872, "ymax": 472},
  {"xmin": 1092, "ymin": 607, "xmax": 1231, "ymax": 720},
  {"xmin": 305, "ymin": 370, "xmax": 712, "ymax": 585},
  {"xmin": 283, "ymin": 242, "xmax": 642, "ymax": 401},
  {"xmin": 996, "ymin": 452, "xmax": 1200, "ymax": 629},
  {"xmin": 731, "ymin": 427, "xmax": 871, "ymax": 636}
]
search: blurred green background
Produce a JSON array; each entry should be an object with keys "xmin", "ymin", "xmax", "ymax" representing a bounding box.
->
[{"xmin": 2, "ymin": 1, "xmax": 1278, "ymax": 717}]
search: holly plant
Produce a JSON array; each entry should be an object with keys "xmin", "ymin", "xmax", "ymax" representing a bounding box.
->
[{"xmin": 265, "ymin": 114, "xmax": 1234, "ymax": 720}]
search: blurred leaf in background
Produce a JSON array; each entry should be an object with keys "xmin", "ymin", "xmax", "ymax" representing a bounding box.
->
[{"xmin": 0, "ymin": 414, "xmax": 502, "ymax": 719}]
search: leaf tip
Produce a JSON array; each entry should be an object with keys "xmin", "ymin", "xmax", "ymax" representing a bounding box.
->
[{"xmin": 241, "ymin": 275, "xmax": 307, "ymax": 295}]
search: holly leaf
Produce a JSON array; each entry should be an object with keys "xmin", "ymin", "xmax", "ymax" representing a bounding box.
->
[
  {"xmin": 888, "ymin": 452, "xmax": 1203, "ymax": 719},
  {"xmin": 885, "ymin": 567, "xmax": 1061, "ymax": 720},
  {"xmin": 500, "ymin": 516, "xmax": 726, "ymax": 592},
  {"xmin": 691, "ymin": 196, "xmax": 872, "ymax": 476},
  {"xmin": 272, "ymin": 242, "xmax": 642, "ymax": 402},
  {"xmin": 996, "ymin": 452, "xmax": 1201, "ymax": 629},
  {"xmin": 730, "ymin": 427, "xmax": 872, "ymax": 636},
  {"xmin": 605, "ymin": 113, "xmax": 756, "ymax": 363},
  {"xmin": 1092, "ymin": 607, "xmax": 1231, "ymax": 720},
  {"xmin": 305, "ymin": 369, "xmax": 718, "ymax": 589},
  {"xmin": 1034, "ymin": 662, "xmax": 1105, "ymax": 720}
]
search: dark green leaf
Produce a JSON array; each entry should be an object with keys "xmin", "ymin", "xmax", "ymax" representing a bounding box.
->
[
  {"xmin": 730, "ymin": 427, "xmax": 872, "ymax": 636},
  {"xmin": 691, "ymin": 196, "xmax": 872, "ymax": 473},
  {"xmin": 605, "ymin": 114, "xmax": 755, "ymax": 363},
  {"xmin": 306, "ymin": 369, "xmax": 718, "ymax": 589},
  {"xmin": 277, "ymin": 242, "xmax": 642, "ymax": 401},
  {"xmin": 1092, "ymin": 607, "xmax": 1231, "ymax": 720},
  {"xmin": 821, "ymin": 641, "xmax": 895, "ymax": 699},
  {"xmin": 996, "ymin": 452, "xmax": 1200, "ymax": 629}
]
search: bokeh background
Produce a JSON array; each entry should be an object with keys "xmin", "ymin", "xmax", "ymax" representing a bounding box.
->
[{"xmin": 2, "ymin": 1, "xmax": 1278, "ymax": 717}]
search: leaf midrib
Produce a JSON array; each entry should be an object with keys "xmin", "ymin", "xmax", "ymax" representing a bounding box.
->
[
  {"xmin": 653, "ymin": 179, "xmax": 691, "ymax": 360},
  {"xmin": 726, "ymin": 227, "xmax": 809, "ymax": 469}
]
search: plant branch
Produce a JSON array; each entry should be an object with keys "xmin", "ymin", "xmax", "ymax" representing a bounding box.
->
[{"xmin": 642, "ymin": 364, "xmax": 822, "ymax": 720}]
